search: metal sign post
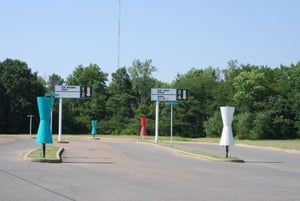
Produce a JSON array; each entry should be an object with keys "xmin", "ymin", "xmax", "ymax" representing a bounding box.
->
[
  {"xmin": 151, "ymin": 88, "xmax": 189, "ymax": 144},
  {"xmin": 166, "ymin": 101, "xmax": 178, "ymax": 144},
  {"xmin": 54, "ymin": 85, "xmax": 92, "ymax": 142},
  {"xmin": 27, "ymin": 114, "xmax": 34, "ymax": 137},
  {"xmin": 155, "ymin": 101, "xmax": 159, "ymax": 144},
  {"xmin": 170, "ymin": 104, "xmax": 173, "ymax": 144},
  {"xmin": 58, "ymin": 98, "xmax": 63, "ymax": 142}
]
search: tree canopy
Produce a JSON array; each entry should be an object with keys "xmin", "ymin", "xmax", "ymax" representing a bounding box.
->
[
  {"xmin": 1, "ymin": 58, "xmax": 300, "ymax": 140},
  {"xmin": 0, "ymin": 59, "xmax": 45, "ymax": 133}
]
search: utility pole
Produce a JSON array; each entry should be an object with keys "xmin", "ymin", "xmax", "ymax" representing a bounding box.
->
[{"xmin": 117, "ymin": 0, "xmax": 121, "ymax": 69}]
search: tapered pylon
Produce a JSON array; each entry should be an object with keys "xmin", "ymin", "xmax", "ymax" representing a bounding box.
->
[
  {"xmin": 35, "ymin": 97, "xmax": 54, "ymax": 144},
  {"xmin": 91, "ymin": 120, "xmax": 97, "ymax": 136},
  {"xmin": 219, "ymin": 106, "xmax": 235, "ymax": 157}
]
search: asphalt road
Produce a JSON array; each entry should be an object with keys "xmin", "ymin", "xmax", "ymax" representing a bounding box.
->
[{"xmin": 0, "ymin": 135, "xmax": 300, "ymax": 201}]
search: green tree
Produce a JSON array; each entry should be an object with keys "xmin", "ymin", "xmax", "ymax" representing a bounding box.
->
[
  {"xmin": 47, "ymin": 73, "xmax": 64, "ymax": 92},
  {"xmin": 285, "ymin": 62, "xmax": 300, "ymax": 137},
  {"xmin": 0, "ymin": 58, "xmax": 46, "ymax": 133},
  {"xmin": 232, "ymin": 68, "xmax": 268, "ymax": 112},
  {"xmin": 223, "ymin": 60, "xmax": 240, "ymax": 81},
  {"xmin": 105, "ymin": 67, "xmax": 137, "ymax": 134},
  {"xmin": 226, "ymin": 63, "xmax": 299, "ymax": 139},
  {"xmin": 173, "ymin": 67, "xmax": 222, "ymax": 137},
  {"xmin": 128, "ymin": 59, "xmax": 157, "ymax": 104},
  {"xmin": 65, "ymin": 64, "xmax": 108, "ymax": 133},
  {"xmin": 233, "ymin": 112, "xmax": 254, "ymax": 139},
  {"xmin": 253, "ymin": 95, "xmax": 296, "ymax": 139},
  {"xmin": 203, "ymin": 110, "xmax": 222, "ymax": 137},
  {"xmin": 135, "ymin": 104, "xmax": 151, "ymax": 119},
  {"xmin": 0, "ymin": 82, "xmax": 7, "ymax": 131}
]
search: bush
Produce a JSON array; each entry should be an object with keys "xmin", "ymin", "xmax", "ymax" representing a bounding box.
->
[
  {"xmin": 203, "ymin": 111, "xmax": 222, "ymax": 137},
  {"xmin": 234, "ymin": 112, "xmax": 254, "ymax": 139},
  {"xmin": 250, "ymin": 111, "xmax": 271, "ymax": 139},
  {"xmin": 120, "ymin": 118, "xmax": 139, "ymax": 135}
]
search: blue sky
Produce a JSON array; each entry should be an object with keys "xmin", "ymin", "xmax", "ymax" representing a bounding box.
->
[{"xmin": 1, "ymin": 0, "xmax": 300, "ymax": 83}]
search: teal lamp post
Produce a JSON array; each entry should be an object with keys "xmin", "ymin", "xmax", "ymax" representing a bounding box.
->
[{"xmin": 35, "ymin": 97, "xmax": 54, "ymax": 158}]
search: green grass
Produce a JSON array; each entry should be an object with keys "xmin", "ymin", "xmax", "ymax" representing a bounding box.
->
[
  {"xmin": 163, "ymin": 143, "xmax": 223, "ymax": 158},
  {"xmin": 235, "ymin": 139, "xmax": 300, "ymax": 151},
  {"xmin": 27, "ymin": 146, "xmax": 61, "ymax": 160},
  {"xmin": 161, "ymin": 143, "xmax": 244, "ymax": 162}
]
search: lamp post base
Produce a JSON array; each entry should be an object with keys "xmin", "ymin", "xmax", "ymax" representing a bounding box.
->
[
  {"xmin": 226, "ymin": 145, "xmax": 229, "ymax": 158},
  {"xmin": 42, "ymin": 143, "xmax": 46, "ymax": 158}
]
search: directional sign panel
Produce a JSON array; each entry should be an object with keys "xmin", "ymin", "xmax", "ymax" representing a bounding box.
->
[
  {"xmin": 80, "ymin": 86, "xmax": 92, "ymax": 98},
  {"xmin": 166, "ymin": 101, "xmax": 178, "ymax": 106},
  {"xmin": 151, "ymin": 88, "xmax": 177, "ymax": 101},
  {"xmin": 151, "ymin": 88, "xmax": 189, "ymax": 101},
  {"xmin": 55, "ymin": 85, "xmax": 80, "ymax": 98},
  {"xmin": 176, "ymin": 89, "xmax": 189, "ymax": 101},
  {"xmin": 55, "ymin": 85, "xmax": 92, "ymax": 99}
]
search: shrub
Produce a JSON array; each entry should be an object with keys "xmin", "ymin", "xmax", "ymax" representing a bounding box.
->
[
  {"xmin": 203, "ymin": 111, "xmax": 222, "ymax": 137},
  {"xmin": 233, "ymin": 112, "xmax": 254, "ymax": 139}
]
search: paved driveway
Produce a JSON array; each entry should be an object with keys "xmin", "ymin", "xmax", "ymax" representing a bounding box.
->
[{"xmin": 0, "ymin": 135, "xmax": 300, "ymax": 201}]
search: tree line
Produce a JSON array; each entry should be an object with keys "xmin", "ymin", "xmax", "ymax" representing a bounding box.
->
[{"xmin": 1, "ymin": 58, "xmax": 300, "ymax": 139}]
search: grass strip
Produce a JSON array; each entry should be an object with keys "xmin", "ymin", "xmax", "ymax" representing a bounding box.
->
[
  {"xmin": 27, "ymin": 146, "xmax": 62, "ymax": 161},
  {"xmin": 161, "ymin": 143, "xmax": 244, "ymax": 162},
  {"xmin": 235, "ymin": 139, "xmax": 300, "ymax": 151}
]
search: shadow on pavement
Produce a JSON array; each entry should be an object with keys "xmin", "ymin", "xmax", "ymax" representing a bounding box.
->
[{"xmin": 245, "ymin": 160, "xmax": 284, "ymax": 164}]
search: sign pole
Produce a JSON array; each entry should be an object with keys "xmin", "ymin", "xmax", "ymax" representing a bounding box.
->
[
  {"xmin": 29, "ymin": 115, "xmax": 33, "ymax": 137},
  {"xmin": 44, "ymin": 93, "xmax": 58, "ymax": 134},
  {"xmin": 27, "ymin": 114, "xmax": 34, "ymax": 137},
  {"xmin": 166, "ymin": 101, "xmax": 177, "ymax": 144},
  {"xmin": 170, "ymin": 104, "xmax": 173, "ymax": 144},
  {"xmin": 54, "ymin": 85, "xmax": 92, "ymax": 143},
  {"xmin": 50, "ymin": 109, "xmax": 53, "ymax": 133},
  {"xmin": 151, "ymin": 88, "xmax": 189, "ymax": 144},
  {"xmin": 58, "ymin": 98, "xmax": 63, "ymax": 142},
  {"xmin": 155, "ymin": 101, "xmax": 159, "ymax": 144}
]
